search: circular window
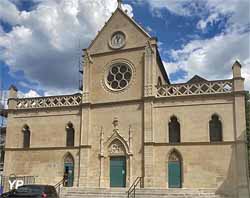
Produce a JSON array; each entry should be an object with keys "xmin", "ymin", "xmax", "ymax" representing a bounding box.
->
[
  {"xmin": 109, "ymin": 31, "xmax": 126, "ymax": 49},
  {"xmin": 106, "ymin": 63, "xmax": 132, "ymax": 91}
]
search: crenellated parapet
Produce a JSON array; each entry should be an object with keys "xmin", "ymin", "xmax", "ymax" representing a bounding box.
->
[
  {"xmin": 11, "ymin": 94, "xmax": 82, "ymax": 109},
  {"xmin": 156, "ymin": 79, "xmax": 233, "ymax": 98}
]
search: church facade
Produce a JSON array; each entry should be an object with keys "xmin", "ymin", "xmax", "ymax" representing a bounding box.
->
[{"xmin": 4, "ymin": 4, "xmax": 250, "ymax": 198}]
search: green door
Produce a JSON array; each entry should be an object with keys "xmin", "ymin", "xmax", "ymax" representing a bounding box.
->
[
  {"xmin": 64, "ymin": 163, "xmax": 74, "ymax": 187},
  {"xmin": 168, "ymin": 161, "xmax": 181, "ymax": 188},
  {"xmin": 110, "ymin": 157, "xmax": 126, "ymax": 187}
]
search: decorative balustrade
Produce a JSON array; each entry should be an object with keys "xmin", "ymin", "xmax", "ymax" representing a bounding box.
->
[
  {"xmin": 15, "ymin": 94, "xmax": 82, "ymax": 109},
  {"xmin": 156, "ymin": 79, "xmax": 233, "ymax": 97}
]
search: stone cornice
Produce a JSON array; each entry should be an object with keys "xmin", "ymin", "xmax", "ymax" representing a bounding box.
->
[
  {"xmin": 90, "ymin": 45, "xmax": 150, "ymax": 57},
  {"xmin": 144, "ymin": 141, "xmax": 243, "ymax": 146},
  {"xmin": 5, "ymin": 145, "xmax": 91, "ymax": 151}
]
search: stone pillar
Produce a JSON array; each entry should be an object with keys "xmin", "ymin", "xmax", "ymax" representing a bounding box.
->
[
  {"xmin": 143, "ymin": 39, "xmax": 157, "ymax": 187},
  {"xmin": 82, "ymin": 49, "xmax": 92, "ymax": 103},
  {"xmin": 144, "ymin": 145, "xmax": 154, "ymax": 188},
  {"xmin": 79, "ymin": 105, "xmax": 91, "ymax": 187},
  {"xmin": 143, "ymin": 100, "xmax": 154, "ymax": 187},
  {"xmin": 232, "ymin": 60, "xmax": 250, "ymax": 197},
  {"xmin": 8, "ymin": 85, "xmax": 18, "ymax": 109},
  {"xmin": 144, "ymin": 39, "xmax": 157, "ymax": 97}
]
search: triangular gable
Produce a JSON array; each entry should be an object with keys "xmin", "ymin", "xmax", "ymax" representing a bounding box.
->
[
  {"xmin": 187, "ymin": 75, "xmax": 208, "ymax": 84},
  {"xmin": 88, "ymin": 7, "xmax": 151, "ymax": 51}
]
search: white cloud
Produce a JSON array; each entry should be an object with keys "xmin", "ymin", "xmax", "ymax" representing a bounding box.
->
[
  {"xmin": 146, "ymin": 0, "xmax": 250, "ymax": 32},
  {"xmin": 0, "ymin": 0, "xmax": 20, "ymax": 25},
  {"xmin": 0, "ymin": 90, "xmax": 8, "ymax": 109},
  {"xmin": 146, "ymin": 0, "xmax": 250, "ymax": 90},
  {"xmin": 196, "ymin": 13, "xmax": 219, "ymax": 31},
  {"xmin": 18, "ymin": 89, "xmax": 41, "ymax": 98},
  {"xmin": 0, "ymin": 0, "xmax": 133, "ymax": 95},
  {"xmin": 163, "ymin": 61, "xmax": 179, "ymax": 75},
  {"xmin": 146, "ymin": 0, "xmax": 197, "ymax": 16},
  {"xmin": 164, "ymin": 31, "xmax": 250, "ymax": 89}
]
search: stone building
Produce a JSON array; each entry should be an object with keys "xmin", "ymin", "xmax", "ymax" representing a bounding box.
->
[{"xmin": 3, "ymin": 3, "xmax": 250, "ymax": 198}]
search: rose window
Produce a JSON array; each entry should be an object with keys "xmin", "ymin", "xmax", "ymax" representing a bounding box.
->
[{"xmin": 106, "ymin": 63, "xmax": 132, "ymax": 91}]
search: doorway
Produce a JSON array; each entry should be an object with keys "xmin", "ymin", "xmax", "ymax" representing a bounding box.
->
[
  {"xmin": 168, "ymin": 150, "xmax": 182, "ymax": 188},
  {"xmin": 110, "ymin": 156, "xmax": 126, "ymax": 187},
  {"xmin": 63, "ymin": 153, "xmax": 74, "ymax": 187}
]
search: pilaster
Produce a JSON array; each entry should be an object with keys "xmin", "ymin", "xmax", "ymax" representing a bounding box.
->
[
  {"xmin": 79, "ymin": 104, "xmax": 91, "ymax": 187},
  {"xmin": 144, "ymin": 40, "xmax": 156, "ymax": 97},
  {"xmin": 143, "ymin": 99, "xmax": 155, "ymax": 187},
  {"xmin": 82, "ymin": 49, "xmax": 93, "ymax": 103},
  {"xmin": 232, "ymin": 60, "xmax": 250, "ymax": 197}
]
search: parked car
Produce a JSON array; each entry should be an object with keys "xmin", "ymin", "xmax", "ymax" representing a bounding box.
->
[{"xmin": 0, "ymin": 185, "xmax": 59, "ymax": 198}]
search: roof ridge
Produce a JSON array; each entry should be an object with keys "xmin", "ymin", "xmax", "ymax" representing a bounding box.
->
[{"xmin": 87, "ymin": 7, "xmax": 151, "ymax": 50}]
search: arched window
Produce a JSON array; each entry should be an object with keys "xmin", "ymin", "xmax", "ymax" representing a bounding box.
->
[
  {"xmin": 22, "ymin": 124, "xmax": 30, "ymax": 148},
  {"xmin": 169, "ymin": 116, "xmax": 180, "ymax": 143},
  {"xmin": 209, "ymin": 114, "xmax": 222, "ymax": 142},
  {"xmin": 66, "ymin": 122, "xmax": 74, "ymax": 147}
]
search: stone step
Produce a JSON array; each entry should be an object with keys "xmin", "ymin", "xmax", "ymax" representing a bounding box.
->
[{"xmin": 60, "ymin": 188, "xmax": 231, "ymax": 198}]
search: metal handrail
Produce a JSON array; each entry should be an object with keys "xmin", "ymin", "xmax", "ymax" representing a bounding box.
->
[
  {"xmin": 54, "ymin": 179, "xmax": 64, "ymax": 196},
  {"xmin": 127, "ymin": 177, "xmax": 142, "ymax": 198}
]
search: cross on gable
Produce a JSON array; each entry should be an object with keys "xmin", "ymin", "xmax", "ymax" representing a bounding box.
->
[{"xmin": 117, "ymin": 0, "xmax": 122, "ymax": 8}]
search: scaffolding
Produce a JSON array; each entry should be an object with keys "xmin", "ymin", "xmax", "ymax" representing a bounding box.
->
[
  {"xmin": 78, "ymin": 40, "xmax": 83, "ymax": 91},
  {"xmin": 0, "ymin": 65, "xmax": 7, "ymax": 174}
]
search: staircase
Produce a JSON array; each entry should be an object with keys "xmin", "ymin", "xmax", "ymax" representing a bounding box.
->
[{"xmin": 60, "ymin": 188, "xmax": 231, "ymax": 198}]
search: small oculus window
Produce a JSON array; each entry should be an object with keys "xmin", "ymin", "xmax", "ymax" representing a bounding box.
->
[{"xmin": 110, "ymin": 31, "xmax": 126, "ymax": 49}]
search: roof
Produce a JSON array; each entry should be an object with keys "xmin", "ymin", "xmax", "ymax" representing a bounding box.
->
[
  {"xmin": 187, "ymin": 75, "xmax": 208, "ymax": 84},
  {"xmin": 232, "ymin": 60, "xmax": 242, "ymax": 68},
  {"xmin": 156, "ymin": 48, "xmax": 170, "ymax": 84},
  {"xmin": 88, "ymin": 7, "xmax": 151, "ymax": 49},
  {"xmin": 9, "ymin": 85, "xmax": 18, "ymax": 91}
]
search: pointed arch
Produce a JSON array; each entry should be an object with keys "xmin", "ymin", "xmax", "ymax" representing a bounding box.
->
[
  {"xmin": 105, "ymin": 131, "xmax": 130, "ymax": 156},
  {"xmin": 167, "ymin": 148, "xmax": 183, "ymax": 162},
  {"xmin": 63, "ymin": 152, "xmax": 74, "ymax": 187},
  {"xmin": 108, "ymin": 139, "xmax": 127, "ymax": 156},
  {"xmin": 209, "ymin": 113, "xmax": 223, "ymax": 142},
  {"xmin": 168, "ymin": 115, "xmax": 180, "ymax": 143},
  {"xmin": 167, "ymin": 148, "xmax": 183, "ymax": 188},
  {"xmin": 63, "ymin": 152, "xmax": 74, "ymax": 164},
  {"xmin": 22, "ymin": 124, "xmax": 30, "ymax": 148},
  {"xmin": 66, "ymin": 122, "xmax": 75, "ymax": 147}
]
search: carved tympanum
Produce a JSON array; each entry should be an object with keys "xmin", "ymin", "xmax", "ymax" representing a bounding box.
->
[{"xmin": 109, "ymin": 140, "xmax": 125, "ymax": 155}]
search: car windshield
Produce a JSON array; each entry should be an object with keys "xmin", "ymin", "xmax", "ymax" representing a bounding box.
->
[{"xmin": 16, "ymin": 186, "xmax": 44, "ymax": 194}]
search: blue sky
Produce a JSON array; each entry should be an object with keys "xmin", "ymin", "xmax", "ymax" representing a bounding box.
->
[{"xmin": 0, "ymin": 0, "xmax": 249, "ymax": 100}]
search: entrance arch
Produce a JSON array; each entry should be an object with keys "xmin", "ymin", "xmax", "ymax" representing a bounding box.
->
[
  {"xmin": 63, "ymin": 152, "xmax": 74, "ymax": 187},
  {"xmin": 109, "ymin": 139, "xmax": 127, "ymax": 188},
  {"xmin": 168, "ymin": 149, "xmax": 182, "ymax": 188}
]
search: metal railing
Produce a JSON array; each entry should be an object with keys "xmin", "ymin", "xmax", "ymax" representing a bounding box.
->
[
  {"xmin": 127, "ymin": 177, "xmax": 142, "ymax": 198},
  {"xmin": 54, "ymin": 179, "xmax": 64, "ymax": 196}
]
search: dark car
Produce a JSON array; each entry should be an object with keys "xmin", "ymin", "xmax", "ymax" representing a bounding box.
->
[{"xmin": 0, "ymin": 185, "xmax": 59, "ymax": 198}]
